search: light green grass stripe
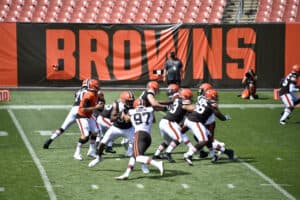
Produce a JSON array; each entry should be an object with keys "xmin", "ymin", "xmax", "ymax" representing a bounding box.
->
[
  {"xmin": 0, "ymin": 104, "xmax": 284, "ymax": 110},
  {"xmin": 8, "ymin": 109, "xmax": 57, "ymax": 200}
]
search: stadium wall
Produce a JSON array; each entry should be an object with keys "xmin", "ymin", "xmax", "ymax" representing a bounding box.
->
[{"xmin": 0, "ymin": 22, "xmax": 299, "ymax": 88}]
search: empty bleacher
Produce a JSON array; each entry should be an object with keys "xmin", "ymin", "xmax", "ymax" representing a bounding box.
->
[
  {"xmin": 0, "ymin": 0, "xmax": 226, "ymax": 23},
  {"xmin": 0, "ymin": 0, "xmax": 299, "ymax": 24}
]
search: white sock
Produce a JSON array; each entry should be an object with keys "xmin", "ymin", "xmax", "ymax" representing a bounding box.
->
[
  {"xmin": 280, "ymin": 108, "xmax": 291, "ymax": 121},
  {"xmin": 75, "ymin": 143, "xmax": 82, "ymax": 154}
]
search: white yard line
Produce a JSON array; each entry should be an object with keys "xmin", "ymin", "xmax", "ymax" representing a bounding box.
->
[
  {"xmin": 136, "ymin": 184, "xmax": 144, "ymax": 189},
  {"xmin": 8, "ymin": 109, "xmax": 57, "ymax": 200},
  {"xmin": 238, "ymin": 158, "xmax": 296, "ymax": 200},
  {"xmin": 0, "ymin": 104, "xmax": 284, "ymax": 110},
  {"xmin": 0, "ymin": 131, "xmax": 8, "ymax": 136}
]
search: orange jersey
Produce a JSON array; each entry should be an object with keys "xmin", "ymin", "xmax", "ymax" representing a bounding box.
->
[{"xmin": 77, "ymin": 90, "xmax": 98, "ymax": 118}]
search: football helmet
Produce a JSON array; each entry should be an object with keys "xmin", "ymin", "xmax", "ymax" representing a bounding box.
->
[
  {"xmin": 81, "ymin": 79, "xmax": 89, "ymax": 88},
  {"xmin": 88, "ymin": 79, "xmax": 99, "ymax": 92},
  {"xmin": 291, "ymin": 64, "xmax": 300, "ymax": 74},
  {"xmin": 147, "ymin": 81, "xmax": 159, "ymax": 94},
  {"xmin": 205, "ymin": 89, "xmax": 218, "ymax": 101},
  {"xmin": 166, "ymin": 84, "xmax": 180, "ymax": 99},
  {"xmin": 179, "ymin": 88, "xmax": 193, "ymax": 100},
  {"xmin": 120, "ymin": 91, "xmax": 135, "ymax": 108},
  {"xmin": 133, "ymin": 99, "xmax": 145, "ymax": 108},
  {"xmin": 198, "ymin": 83, "xmax": 213, "ymax": 96}
]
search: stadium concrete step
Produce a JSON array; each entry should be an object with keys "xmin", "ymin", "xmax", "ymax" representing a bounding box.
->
[{"xmin": 222, "ymin": 0, "xmax": 258, "ymax": 24}]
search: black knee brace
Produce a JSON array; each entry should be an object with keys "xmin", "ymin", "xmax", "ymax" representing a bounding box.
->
[{"xmin": 79, "ymin": 137, "xmax": 89, "ymax": 144}]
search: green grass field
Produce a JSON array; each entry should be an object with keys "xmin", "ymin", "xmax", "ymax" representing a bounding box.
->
[{"xmin": 0, "ymin": 90, "xmax": 299, "ymax": 200}]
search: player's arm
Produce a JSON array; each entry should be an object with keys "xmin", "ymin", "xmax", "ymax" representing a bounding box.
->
[
  {"xmin": 212, "ymin": 106, "xmax": 231, "ymax": 121},
  {"xmin": 182, "ymin": 103, "xmax": 195, "ymax": 112},
  {"xmin": 147, "ymin": 93, "xmax": 168, "ymax": 111},
  {"xmin": 158, "ymin": 99, "xmax": 173, "ymax": 105},
  {"xmin": 241, "ymin": 75, "xmax": 247, "ymax": 85},
  {"xmin": 81, "ymin": 95, "xmax": 103, "ymax": 112},
  {"xmin": 109, "ymin": 102, "xmax": 119, "ymax": 122}
]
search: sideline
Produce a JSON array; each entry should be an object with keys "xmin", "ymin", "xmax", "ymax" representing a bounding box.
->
[
  {"xmin": 0, "ymin": 104, "xmax": 283, "ymax": 110},
  {"xmin": 8, "ymin": 110, "xmax": 57, "ymax": 200},
  {"xmin": 238, "ymin": 158, "xmax": 296, "ymax": 200}
]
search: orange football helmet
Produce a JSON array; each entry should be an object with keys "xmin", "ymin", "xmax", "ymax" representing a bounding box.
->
[
  {"xmin": 88, "ymin": 79, "xmax": 99, "ymax": 92},
  {"xmin": 133, "ymin": 99, "xmax": 145, "ymax": 108},
  {"xmin": 205, "ymin": 89, "xmax": 218, "ymax": 101},
  {"xmin": 179, "ymin": 88, "xmax": 193, "ymax": 100},
  {"xmin": 198, "ymin": 83, "xmax": 213, "ymax": 96},
  {"xmin": 292, "ymin": 64, "xmax": 300, "ymax": 74},
  {"xmin": 147, "ymin": 81, "xmax": 159, "ymax": 94},
  {"xmin": 166, "ymin": 84, "xmax": 180, "ymax": 98},
  {"xmin": 120, "ymin": 91, "xmax": 135, "ymax": 108}
]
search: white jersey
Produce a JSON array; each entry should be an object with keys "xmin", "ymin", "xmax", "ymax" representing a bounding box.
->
[{"xmin": 129, "ymin": 106, "xmax": 154, "ymax": 134}]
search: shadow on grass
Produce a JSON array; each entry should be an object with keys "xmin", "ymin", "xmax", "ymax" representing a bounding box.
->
[{"xmin": 126, "ymin": 168, "xmax": 191, "ymax": 181}]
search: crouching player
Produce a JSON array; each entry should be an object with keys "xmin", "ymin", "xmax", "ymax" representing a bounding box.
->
[{"xmin": 115, "ymin": 99, "xmax": 164, "ymax": 180}]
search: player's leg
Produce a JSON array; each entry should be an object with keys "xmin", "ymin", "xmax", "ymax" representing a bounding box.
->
[
  {"xmin": 183, "ymin": 120, "xmax": 208, "ymax": 165},
  {"xmin": 43, "ymin": 106, "xmax": 78, "ymax": 149},
  {"xmin": 163, "ymin": 121, "xmax": 182, "ymax": 163},
  {"xmin": 280, "ymin": 94, "xmax": 294, "ymax": 125},
  {"xmin": 153, "ymin": 119, "xmax": 170, "ymax": 159},
  {"xmin": 134, "ymin": 131, "xmax": 164, "ymax": 176},
  {"xmin": 74, "ymin": 118, "xmax": 90, "ymax": 160}
]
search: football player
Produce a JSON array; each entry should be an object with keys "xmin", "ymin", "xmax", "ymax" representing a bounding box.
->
[
  {"xmin": 115, "ymin": 99, "xmax": 164, "ymax": 180},
  {"xmin": 241, "ymin": 69, "xmax": 258, "ymax": 100},
  {"xmin": 279, "ymin": 64, "xmax": 300, "ymax": 125},
  {"xmin": 200, "ymin": 89, "xmax": 234, "ymax": 163},
  {"xmin": 43, "ymin": 79, "xmax": 89, "ymax": 149},
  {"xmin": 153, "ymin": 88, "xmax": 195, "ymax": 163},
  {"xmin": 182, "ymin": 89, "xmax": 232, "ymax": 165},
  {"xmin": 94, "ymin": 91, "xmax": 116, "ymax": 153},
  {"xmin": 88, "ymin": 91, "xmax": 136, "ymax": 167},
  {"xmin": 139, "ymin": 81, "xmax": 170, "ymax": 110},
  {"xmin": 73, "ymin": 79, "xmax": 103, "ymax": 160}
]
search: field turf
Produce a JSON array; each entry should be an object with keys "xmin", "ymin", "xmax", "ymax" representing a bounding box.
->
[{"xmin": 0, "ymin": 90, "xmax": 299, "ymax": 200}]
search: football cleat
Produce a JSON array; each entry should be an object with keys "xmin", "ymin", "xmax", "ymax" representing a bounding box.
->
[
  {"xmin": 183, "ymin": 153, "xmax": 193, "ymax": 166},
  {"xmin": 141, "ymin": 164, "xmax": 150, "ymax": 174},
  {"xmin": 152, "ymin": 155, "xmax": 163, "ymax": 159},
  {"xmin": 158, "ymin": 161, "xmax": 164, "ymax": 176},
  {"xmin": 115, "ymin": 173, "xmax": 129, "ymax": 180},
  {"xmin": 225, "ymin": 149, "xmax": 235, "ymax": 160},
  {"xmin": 73, "ymin": 153, "xmax": 83, "ymax": 161},
  {"xmin": 43, "ymin": 139, "xmax": 52, "ymax": 149},
  {"xmin": 199, "ymin": 150, "xmax": 209, "ymax": 158},
  {"xmin": 105, "ymin": 147, "xmax": 116, "ymax": 154},
  {"xmin": 87, "ymin": 149, "xmax": 97, "ymax": 159},
  {"xmin": 279, "ymin": 120, "xmax": 286, "ymax": 125},
  {"xmin": 211, "ymin": 155, "xmax": 219, "ymax": 163},
  {"xmin": 163, "ymin": 153, "xmax": 175, "ymax": 163},
  {"xmin": 88, "ymin": 155, "xmax": 103, "ymax": 167}
]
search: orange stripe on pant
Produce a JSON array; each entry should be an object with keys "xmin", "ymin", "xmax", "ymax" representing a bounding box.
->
[
  {"xmin": 196, "ymin": 122, "xmax": 207, "ymax": 142},
  {"xmin": 76, "ymin": 119, "xmax": 85, "ymax": 138},
  {"xmin": 168, "ymin": 121, "xmax": 180, "ymax": 141},
  {"xmin": 284, "ymin": 94, "xmax": 293, "ymax": 107},
  {"xmin": 134, "ymin": 132, "xmax": 140, "ymax": 157}
]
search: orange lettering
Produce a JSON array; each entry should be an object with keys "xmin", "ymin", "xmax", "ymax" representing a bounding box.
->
[
  {"xmin": 113, "ymin": 30, "xmax": 142, "ymax": 80},
  {"xmin": 79, "ymin": 30, "xmax": 110, "ymax": 80},
  {"xmin": 144, "ymin": 29, "xmax": 176, "ymax": 80},
  {"xmin": 226, "ymin": 28, "xmax": 256, "ymax": 79},
  {"xmin": 46, "ymin": 30, "xmax": 75, "ymax": 80},
  {"xmin": 193, "ymin": 28, "xmax": 222, "ymax": 79}
]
